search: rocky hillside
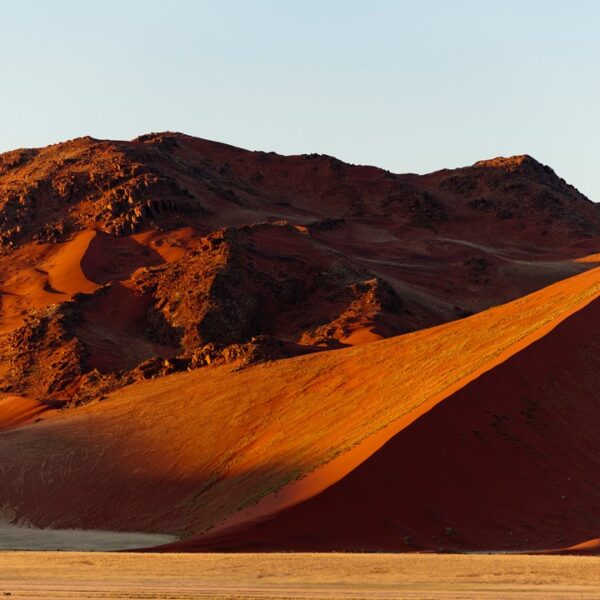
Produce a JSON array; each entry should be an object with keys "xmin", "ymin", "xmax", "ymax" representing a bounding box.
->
[{"xmin": 0, "ymin": 133, "xmax": 598, "ymax": 405}]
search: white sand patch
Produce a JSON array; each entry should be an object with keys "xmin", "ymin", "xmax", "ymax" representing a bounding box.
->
[{"xmin": 0, "ymin": 522, "xmax": 176, "ymax": 551}]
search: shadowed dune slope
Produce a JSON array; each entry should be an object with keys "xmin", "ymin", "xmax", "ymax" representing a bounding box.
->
[
  {"xmin": 178, "ymin": 291, "xmax": 600, "ymax": 553},
  {"xmin": 1, "ymin": 266, "xmax": 600, "ymax": 553}
]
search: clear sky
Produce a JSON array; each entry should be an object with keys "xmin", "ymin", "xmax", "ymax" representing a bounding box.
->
[{"xmin": 1, "ymin": 1, "xmax": 599, "ymax": 199}]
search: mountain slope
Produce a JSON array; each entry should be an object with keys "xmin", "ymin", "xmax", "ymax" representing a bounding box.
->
[{"xmin": 1, "ymin": 134, "xmax": 599, "ymax": 406}]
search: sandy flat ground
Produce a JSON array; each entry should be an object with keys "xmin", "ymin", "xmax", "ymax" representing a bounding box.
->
[{"xmin": 1, "ymin": 552, "xmax": 600, "ymax": 599}]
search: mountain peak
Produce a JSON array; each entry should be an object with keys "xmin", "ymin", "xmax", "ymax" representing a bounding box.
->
[{"xmin": 473, "ymin": 154, "xmax": 544, "ymax": 170}]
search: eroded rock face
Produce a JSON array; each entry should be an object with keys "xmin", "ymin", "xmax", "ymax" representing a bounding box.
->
[
  {"xmin": 1, "ymin": 133, "xmax": 599, "ymax": 405},
  {"xmin": 2, "ymin": 135, "xmax": 598, "ymax": 250},
  {"xmin": 0, "ymin": 221, "xmax": 409, "ymax": 404},
  {"xmin": 436, "ymin": 154, "xmax": 596, "ymax": 232},
  {"xmin": 0, "ymin": 303, "xmax": 86, "ymax": 400},
  {"xmin": 0, "ymin": 137, "xmax": 209, "ymax": 248},
  {"xmin": 136, "ymin": 224, "xmax": 407, "ymax": 352}
]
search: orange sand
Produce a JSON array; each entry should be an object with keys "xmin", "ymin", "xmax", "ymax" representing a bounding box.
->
[
  {"xmin": 2, "ymin": 264, "xmax": 600, "ymax": 550},
  {"xmin": 0, "ymin": 231, "xmax": 101, "ymax": 333},
  {"xmin": 43, "ymin": 230, "xmax": 100, "ymax": 296},
  {"xmin": 0, "ymin": 395, "xmax": 53, "ymax": 431},
  {"xmin": 181, "ymin": 292, "xmax": 600, "ymax": 551}
]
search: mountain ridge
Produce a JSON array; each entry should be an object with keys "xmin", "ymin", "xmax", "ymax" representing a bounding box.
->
[{"xmin": 1, "ymin": 133, "xmax": 599, "ymax": 406}]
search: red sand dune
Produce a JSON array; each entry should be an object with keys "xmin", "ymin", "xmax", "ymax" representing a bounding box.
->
[
  {"xmin": 1, "ymin": 265, "xmax": 600, "ymax": 553},
  {"xmin": 43, "ymin": 230, "xmax": 101, "ymax": 296},
  {"xmin": 178, "ymin": 293, "xmax": 600, "ymax": 552},
  {"xmin": 550, "ymin": 538, "xmax": 600, "ymax": 554}
]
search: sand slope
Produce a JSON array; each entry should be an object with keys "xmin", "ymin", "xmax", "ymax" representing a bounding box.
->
[
  {"xmin": 184, "ymin": 293, "xmax": 600, "ymax": 552},
  {"xmin": 0, "ymin": 230, "xmax": 101, "ymax": 333},
  {"xmin": 0, "ymin": 396, "xmax": 51, "ymax": 431},
  {"xmin": 2, "ymin": 265, "xmax": 600, "ymax": 552}
]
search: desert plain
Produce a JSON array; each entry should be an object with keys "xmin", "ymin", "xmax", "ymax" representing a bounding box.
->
[{"xmin": 2, "ymin": 551, "xmax": 600, "ymax": 599}]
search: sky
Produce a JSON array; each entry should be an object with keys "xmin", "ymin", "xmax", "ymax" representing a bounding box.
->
[{"xmin": 1, "ymin": 1, "xmax": 599, "ymax": 199}]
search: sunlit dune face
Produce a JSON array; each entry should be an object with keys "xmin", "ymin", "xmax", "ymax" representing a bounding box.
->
[
  {"xmin": 0, "ymin": 396, "xmax": 52, "ymax": 431},
  {"xmin": 574, "ymin": 252, "xmax": 600, "ymax": 264},
  {"xmin": 1, "ymin": 263, "xmax": 600, "ymax": 548}
]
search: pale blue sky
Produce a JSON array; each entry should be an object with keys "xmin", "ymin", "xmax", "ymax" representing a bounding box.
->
[{"xmin": 1, "ymin": 1, "xmax": 599, "ymax": 199}]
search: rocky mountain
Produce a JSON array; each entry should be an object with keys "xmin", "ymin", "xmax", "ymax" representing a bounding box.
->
[{"xmin": 0, "ymin": 133, "xmax": 598, "ymax": 405}]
